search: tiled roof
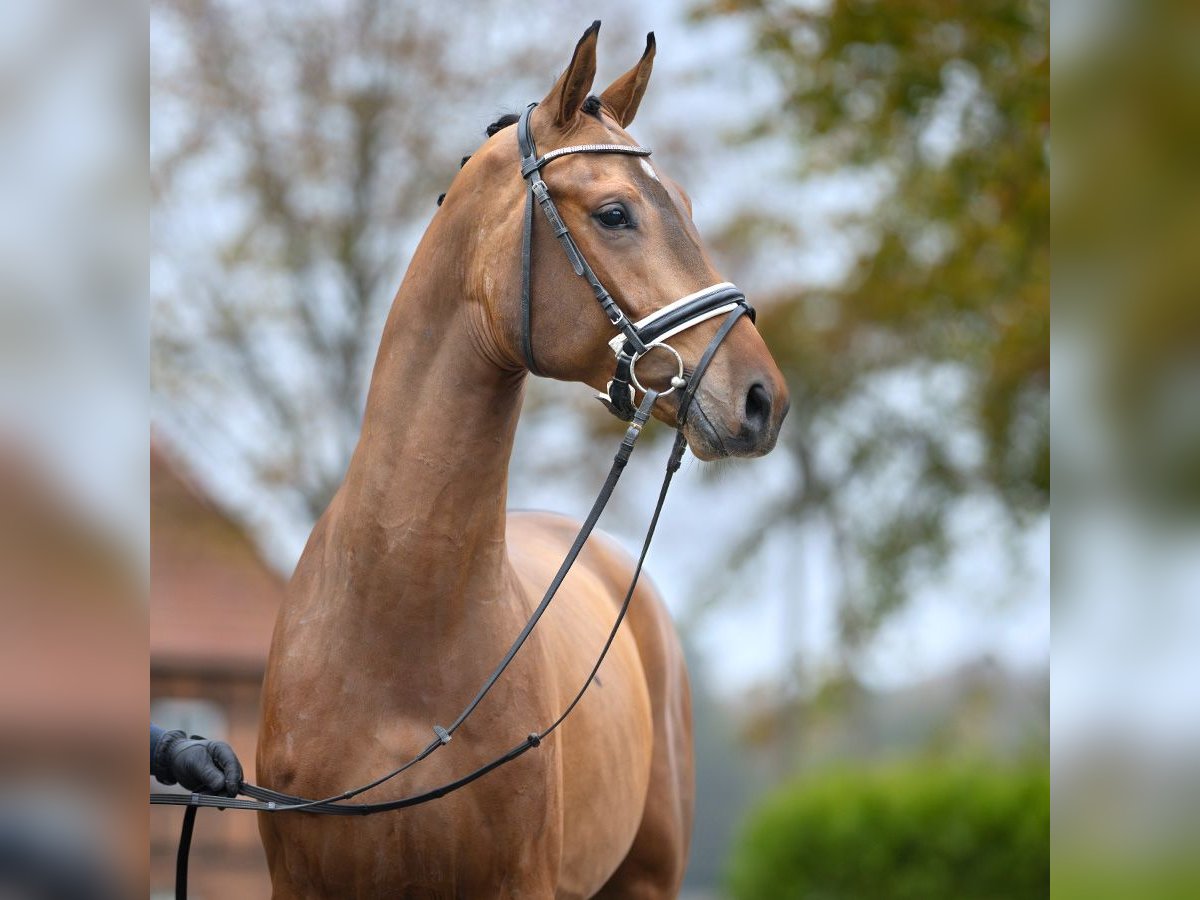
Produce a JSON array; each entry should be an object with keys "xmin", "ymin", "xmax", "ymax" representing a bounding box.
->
[
  {"xmin": 150, "ymin": 438, "xmax": 285, "ymax": 673},
  {"xmin": 0, "ymin": 443, "xmax": 145, "ymax": 741}
]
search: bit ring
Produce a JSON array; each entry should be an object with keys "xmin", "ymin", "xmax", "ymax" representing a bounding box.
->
[{"xmin": 629, "ymin": 343, "xmax": 687, "ymax": 397}]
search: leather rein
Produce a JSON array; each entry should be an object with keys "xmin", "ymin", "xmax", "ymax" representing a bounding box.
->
[{"xmin": 151, "ymin": 102, "xmax": 756, "ymax": 899}]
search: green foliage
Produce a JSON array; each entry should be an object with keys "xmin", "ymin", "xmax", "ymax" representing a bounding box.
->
[
  {"xmin": 1054, "ymin": 2, "xmax": 1200, "ymax": 514},
  {"xmin": 692, "ymin": 0, "xmax": 1049, "ymax": 651},
  {"xmin": 1053, "ymin": 857, "xmax": 1200, "ymax": 900},
  {"xmin": 727, "ymin": 761, "xmax": 1049, "ymax": 900}
]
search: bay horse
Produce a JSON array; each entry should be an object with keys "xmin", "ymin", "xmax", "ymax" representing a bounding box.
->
[{"xmin": 257, "ymin": 22, "xmax": 788, "ymax": 898}]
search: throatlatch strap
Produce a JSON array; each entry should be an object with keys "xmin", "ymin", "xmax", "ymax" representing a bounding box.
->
[
  {"xmin": 519, "ymin": 176, "xmax": 541, "ymax": 375},
  {"xmin": 518, "ymin": 104, "xmax": 542, "ymax": 375}
]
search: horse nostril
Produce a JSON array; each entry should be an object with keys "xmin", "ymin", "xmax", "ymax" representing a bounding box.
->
[{"xmin": 744, "ymin": 382, "xmax": 772, "ymax": 436}]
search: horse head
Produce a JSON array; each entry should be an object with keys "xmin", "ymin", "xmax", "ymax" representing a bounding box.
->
[{"xmin": 443, "ymin": 21, "xmax": 789, "ymax": 459}]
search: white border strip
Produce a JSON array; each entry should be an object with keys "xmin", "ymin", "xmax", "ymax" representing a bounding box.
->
[{"xmin": 607, "ymin": 282, "xmax": 735, "ymax": 355}]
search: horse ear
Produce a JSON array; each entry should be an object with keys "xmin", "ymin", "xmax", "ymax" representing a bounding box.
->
[
  {"xmin": 599, "ymin": 32, "xmax": 655, "ymax": 128},
  {"xmin": 543, "ymin": 20, "xmax": 601, "ymax": 127}
]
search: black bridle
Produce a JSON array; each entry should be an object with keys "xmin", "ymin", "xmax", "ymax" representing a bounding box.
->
[
  {"xmin": 151, "ymin": 102, "xmax": 756, "ymax": 900},
  {"xmin": 515, "ymin": 102, "xmax": 754, "ymax": 422}
]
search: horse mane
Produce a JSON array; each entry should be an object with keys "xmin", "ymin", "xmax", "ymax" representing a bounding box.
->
[
  {"xmin": 485, "ymin": 113, "xmax": 519, "ymax": 137},
  {"xmin": 485, "ymin": 95, "xmax": 602, "ymax": 137},
  {"xmin": 438, "ymin": 97, "xmax": 604, "ymax": 206}
]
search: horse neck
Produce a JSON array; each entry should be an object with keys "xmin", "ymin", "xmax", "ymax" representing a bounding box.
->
[{"xmin": 333, "ymin": 221, "xmax": 525, "ymax": 627}]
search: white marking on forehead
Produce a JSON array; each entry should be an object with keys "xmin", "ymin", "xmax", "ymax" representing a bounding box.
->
[{"xmin": 639, "ymin": 158, "xmax": 660, "ymax": 183}]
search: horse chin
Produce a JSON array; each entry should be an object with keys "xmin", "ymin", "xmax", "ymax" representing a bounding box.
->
[
  {"xmin": 682, "ymin": 402, "xmax": 782, "ymax": 461},
  {"xmin": 682, "ymin": 412, "xmax": 729, "ymax": 461}
]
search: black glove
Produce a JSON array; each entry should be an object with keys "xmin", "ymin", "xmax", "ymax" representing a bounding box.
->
[{"xmin": 152, "ymin": 730, "xmax": 243, "ymax": 798}]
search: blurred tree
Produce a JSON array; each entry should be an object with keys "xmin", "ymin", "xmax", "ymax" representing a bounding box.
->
[
  {"xmin": 150, "ymin": 1, "xmax": 604, "ymax": 536},
  {"xmin": 690, "ymin": 0, "xmax": 1049, "ymax": 654},
  {"xmin": 1053, "ymin": 1, "xmax": 1200, "ymax": 514}
]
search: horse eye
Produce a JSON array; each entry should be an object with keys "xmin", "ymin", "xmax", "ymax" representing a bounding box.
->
[{"xmin": 595, "ymin": 205, "xmax": 630, "ymax": 228}]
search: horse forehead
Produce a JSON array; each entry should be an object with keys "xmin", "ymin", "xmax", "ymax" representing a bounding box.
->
[{"xmin": 553, "ymin": 152, "xmax": 648, "ymax": 193}]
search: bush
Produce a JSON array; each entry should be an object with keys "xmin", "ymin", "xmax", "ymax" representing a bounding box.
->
[{"xmin": 726, "ymin": 761, "xmax": 1048, "ymax": 900}]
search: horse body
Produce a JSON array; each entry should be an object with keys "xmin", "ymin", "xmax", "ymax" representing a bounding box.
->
[
  {"xmin": 257, "ymin": 215, "xmax": 689, "ymax": 897},
  {"xmin": 259, "ymin": 517, "xmax": 677, "ymax": 898},
  {"xmin": 257, "ymin": 22, "xmax": 785, "ymax": 898}
]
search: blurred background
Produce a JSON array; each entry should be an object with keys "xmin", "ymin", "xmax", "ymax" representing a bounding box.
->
[
  {"xmin": 18, "ymin": 0, "xmax": 1200, "ymax": 897},
  {"xmin": 148, "ymin": 1, "xmax": 1049, "ymax": 896}
]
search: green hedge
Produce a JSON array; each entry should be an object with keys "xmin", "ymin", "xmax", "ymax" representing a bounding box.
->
[{"xmin": 727, "ymin": 761, "xmax": 1048, "ymax": 900}]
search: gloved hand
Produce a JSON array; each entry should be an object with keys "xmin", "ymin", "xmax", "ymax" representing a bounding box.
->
[{"xmin": 152, "ymin": 730, "xmax": 243, "ymax": 798}]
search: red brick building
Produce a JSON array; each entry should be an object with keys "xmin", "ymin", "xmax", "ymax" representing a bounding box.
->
[{"xmin": 150, "ymin": 440, "xmax": 284, "ymax": 898}]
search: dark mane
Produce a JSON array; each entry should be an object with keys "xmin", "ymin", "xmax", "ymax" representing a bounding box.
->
[
  {"xmin": 485, "ymin": 95, "xmax": 602, "ymax": 137},
  {"xmin": 438, "ymin": 97, "xmax": 604, "ymax": 206},
  {"xmin": 485, "ymin": 113, "xmax": 519, "ymax": 137}
]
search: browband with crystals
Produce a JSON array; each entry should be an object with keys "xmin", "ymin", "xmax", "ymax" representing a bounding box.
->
[{"xmin": 521, "ymin": 143, "xmax": 652, "ymax": 178}]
